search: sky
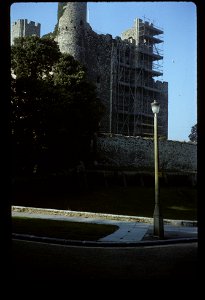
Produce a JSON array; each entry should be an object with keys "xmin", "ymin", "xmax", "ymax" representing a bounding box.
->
[{"xmin": 10, "ymin": 1, "xmax": 197, "ymax": 142}]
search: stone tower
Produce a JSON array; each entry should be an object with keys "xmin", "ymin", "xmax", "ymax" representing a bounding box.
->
[
  {"xmin": 11, "ymin": 19, "xmax": 41, "ymax": 45},
  {"xmin": 57, "ymin": 2, "xmax": 87, "ymax": 63}
]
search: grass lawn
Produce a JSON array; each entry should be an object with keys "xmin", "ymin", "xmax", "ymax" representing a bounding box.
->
[
  {"xmin": 12, "ymin": 216, "xmax": 119, "ymax": 241},
  {"xmin": 12, "ymin": 185, "xmax": 197, "ymax": 221}
]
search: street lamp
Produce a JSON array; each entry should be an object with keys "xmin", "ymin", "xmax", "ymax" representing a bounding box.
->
[{"xmin": 151, "ymin": 100, "xmax": 164, "ymax": 238}]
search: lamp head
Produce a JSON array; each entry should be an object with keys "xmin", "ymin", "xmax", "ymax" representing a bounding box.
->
[{"xmin": 151, "ymin": 100, "xmax": 160, "ymax": 114}]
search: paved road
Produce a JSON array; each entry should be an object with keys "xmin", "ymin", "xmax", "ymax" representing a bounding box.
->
[{"xmin": 12, "ymin": 239, "xmax": 197, "ymax": 281}]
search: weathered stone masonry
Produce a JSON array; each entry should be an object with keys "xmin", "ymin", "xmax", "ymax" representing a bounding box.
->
[
  {"xmin": 97, "ymin": 135, "xmax": 197, "ymax": 173},
  {"xmin": 11, "ymin": 19, "xmax": 41, "ymax": 45},
  {"xmin": 56, "ymin": 2, "xmax": 168, "ymax": 138}
]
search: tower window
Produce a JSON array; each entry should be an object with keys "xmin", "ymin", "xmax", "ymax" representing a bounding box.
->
[
  {"xmin": 97, "ymin": 76, "xmax": 100, "ymax": 83},
  {"xmin": 80, "ymin": 20, "xmax": 83, "ymax": 26}
]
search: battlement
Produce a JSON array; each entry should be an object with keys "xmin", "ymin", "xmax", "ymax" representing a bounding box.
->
[
  {"xmin": 12, "ymin": 19, "xmax": 40, "ymax": 27},
  {"xmin": 11, "ymin": 18, "xmax": 41, "ymax": 45}
]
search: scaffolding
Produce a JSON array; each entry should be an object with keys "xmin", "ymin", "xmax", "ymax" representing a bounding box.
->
[{"xmin": 110, "ymin": 17, "xmax": 165, "ymax": 137}]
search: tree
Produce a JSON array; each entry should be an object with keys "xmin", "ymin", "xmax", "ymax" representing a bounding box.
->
[
  {"xmin": 41, "ymin": 32, "xmax": 55, "ymax": 39},
  {"xmin": 11, "ymin": 36, "xmax": 61, "ymax": 175},
  {"xmin": 46, "ymin": 54, "xmax": 105, "ymax": 170},
  {"xmin": 189, "ymin": 124, "xmax": 197, "ymax": 142},
  {"xmin": 11, "ymin": 36, "xmax": 105, "ymax": 176},
  {"xmin": 53, "ymin": 54, "xmax": 104, "ymax": 134},
  {"xmin": 11, "ymin": 36, "xmax": 61, "ymax": 80}
]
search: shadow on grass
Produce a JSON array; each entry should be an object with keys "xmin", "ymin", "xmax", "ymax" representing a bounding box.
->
[
  {"xmin": 12, "ymin": 216, "xmax": 119, "ymax": 241},
  {"xmin": 12, "ymin": 180, "xmax": 197, "ymax": 220}
]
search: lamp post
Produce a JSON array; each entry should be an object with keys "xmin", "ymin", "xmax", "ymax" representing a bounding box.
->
[{"xmin": 151, "ymin": 100, "xmax": 164, "ymax": 238}]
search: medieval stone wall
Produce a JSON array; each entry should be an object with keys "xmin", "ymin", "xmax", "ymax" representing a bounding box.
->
[
  {"xmin": 85, "ymin": 32, "xmax": 113, "ymax": 132},
  {"xmin": 96, "ymin": 135, "xmax": 197, "ymax": 172},
  {"xmin": 67, "ymin": 20, "xmax": 113, "ymax": 132},
  {"xmin": 56, "ymin": 2, "xmax": 168, "ymax": 137}
]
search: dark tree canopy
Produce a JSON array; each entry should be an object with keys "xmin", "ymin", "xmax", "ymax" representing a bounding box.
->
[
  {"xmin": 189, "ymin": 124, "xmax": 197, "ymax": 142},
  {"xmin": 11, "ymin": 36, "xmax": 61, "ymax": 80},
  {"xmin": 11, "ymin": 36, "xmax": 105, "ymax": 176}
]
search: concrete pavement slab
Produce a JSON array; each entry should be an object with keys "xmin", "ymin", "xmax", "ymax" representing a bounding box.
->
[{"xmin": 98, "ymin": 222, "xmax": 150, "ymax": 242}]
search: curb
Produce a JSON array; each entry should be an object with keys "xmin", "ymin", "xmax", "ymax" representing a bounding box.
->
[
  {"xmin": 12, "ymin": 233, "xmax": 198, "ymax": 248},
  {"xmin": 12, "ymin": 206, "xmax": 198, "ymax": 227}
]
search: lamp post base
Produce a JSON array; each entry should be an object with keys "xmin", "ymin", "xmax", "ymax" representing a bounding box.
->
[{"xmin": 153, "ymin": 206, "xmax": 164, "ymax": 239}]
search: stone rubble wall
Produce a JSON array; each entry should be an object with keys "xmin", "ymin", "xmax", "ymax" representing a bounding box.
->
[{"xmin": 97, "ymin": 135, "xmax": 197, "ymax": 172}]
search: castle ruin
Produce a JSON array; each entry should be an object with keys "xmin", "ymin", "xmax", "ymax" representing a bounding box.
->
[
  {"xmin": 56, "ymin": 2, "xmax": 168, "ymax": 138},
  {"xmin": 10, "ymin": 3, "xmax": 197, "ymax": 179}
]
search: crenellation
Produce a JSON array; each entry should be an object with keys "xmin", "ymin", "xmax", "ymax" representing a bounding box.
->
[{"xmin": 11, "ymin": 18, "xmax": 41, "ymax": 45}]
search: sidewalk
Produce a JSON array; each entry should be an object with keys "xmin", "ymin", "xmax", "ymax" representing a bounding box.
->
[{"xmin": 12, "ymin": 206, "xmax": 198, "ymax": 246}]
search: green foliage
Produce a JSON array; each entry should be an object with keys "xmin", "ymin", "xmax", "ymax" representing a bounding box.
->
[
  {"xmin": 11, "ymin": 76, "xmax": 57, "ymax": 174},
  {"xmin": 53, "ymin": 54, "xmax": 86, "ymax": 87},
  {"xmin": 11, "ymin": 36, "xmax": 61, "ymax": 79},
  {"xmin": 41, "ymin": 32, "xmax": 55, "ymax": 39},
  {"xmin": 11, "ymin": 36, "xmax": 105, "ymax": 176},
  {"xmin": 52, "ymin": 54, "xmax": 105, "ymax": 134},
  {"xmin": 189, "ymin": 124, "xmax": 197, "ymax": 142}
]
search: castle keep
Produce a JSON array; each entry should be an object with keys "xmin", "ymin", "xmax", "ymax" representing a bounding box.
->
[
  {"xmin": 10, "ymin": 3, "xmax": 197, "ymax": 178},
  {"xmin": 56, "ymin": 2, "xmax": 168, "ymax": 138},
  {"xmin": 11, "ymin": 19, "xmax": 41, "ymax": 45}
]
